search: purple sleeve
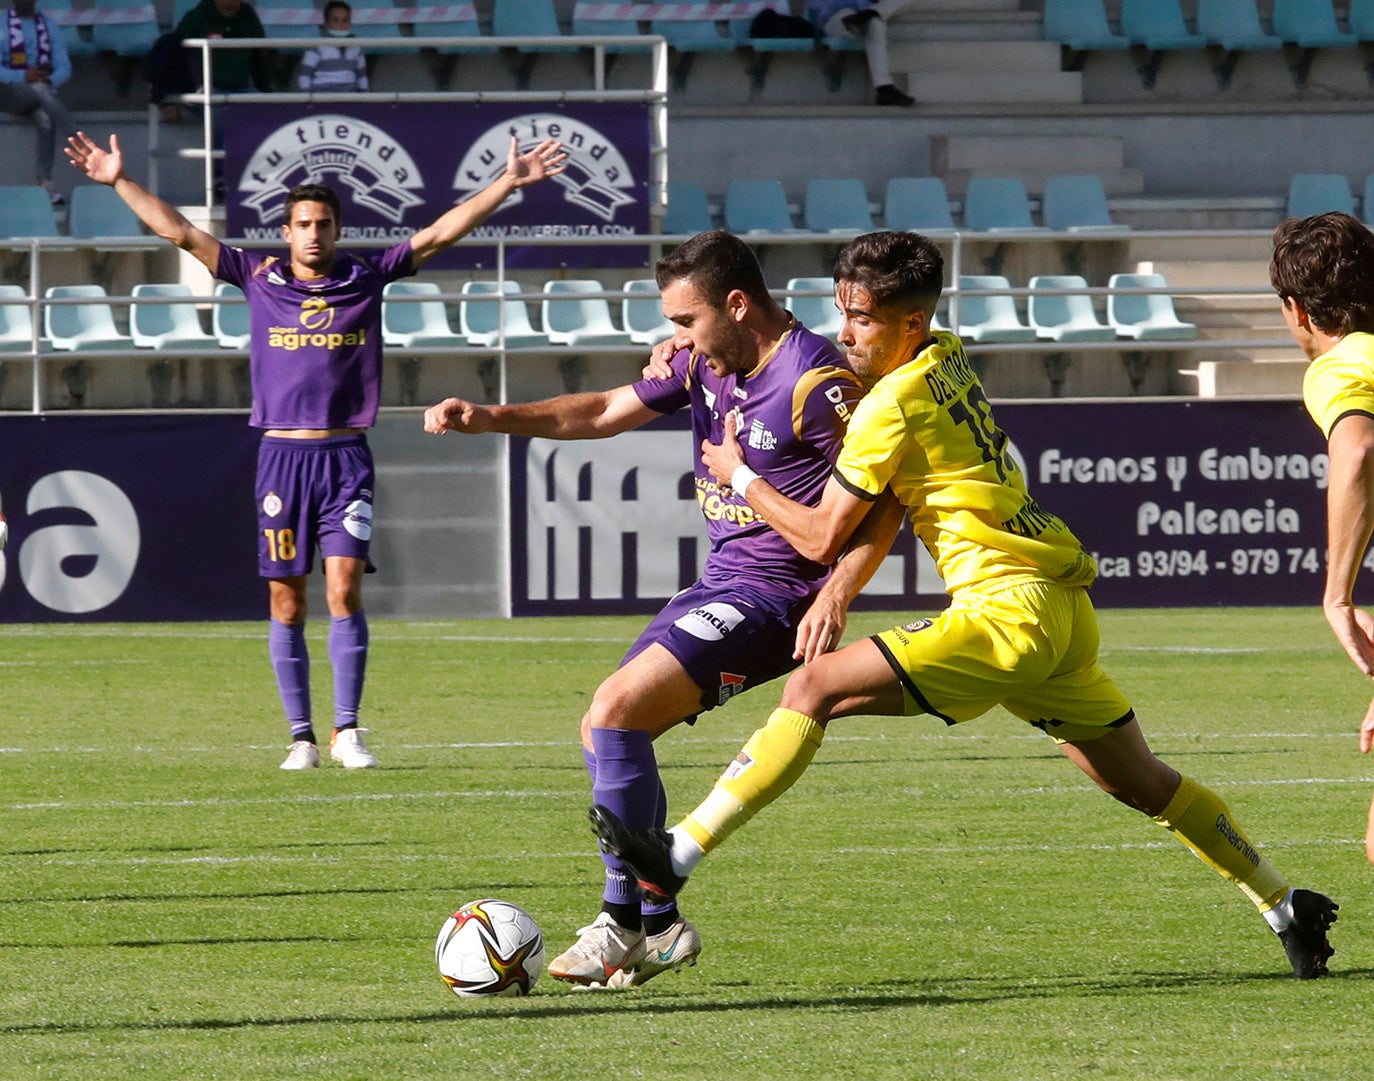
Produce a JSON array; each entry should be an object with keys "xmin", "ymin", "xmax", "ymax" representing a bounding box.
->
[
  {"xmin": 365, "ymin": 241, "xmax": 417, "ymax": 283},
  {"xmin": 799, "ymin": 369, "xmax": 864, "ymax": 461},
  {"xmin": 215, "ymin": 245, "xmax": 263, "ymax": 287},
  {"xmin": 631, "ymin": 347, "xmax": 693, "ymax": 414}
]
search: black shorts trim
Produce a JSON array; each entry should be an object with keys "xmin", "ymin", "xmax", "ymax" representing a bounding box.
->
[
  {"xmin": 870, "ymin": 633, "xmax": 956, "ymax": 725},
  {"xmin": 1328, "ymin": 408, "xmax": 1374, "ymax": 436}
]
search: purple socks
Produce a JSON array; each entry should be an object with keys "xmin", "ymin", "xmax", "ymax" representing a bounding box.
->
[
  {"xmin": 587, "ymin": 728, "xmax": 675, "ymax": 923},
  {"xmin": 269, "ymin": 612, "xmax": 369, "ymax": 741},
  {"xmin": 328, "ymin": 612, "xmax": 369, "ymax": 730}
]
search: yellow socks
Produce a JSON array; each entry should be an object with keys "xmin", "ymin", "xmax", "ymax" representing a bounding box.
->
[
  {"xmin": 680, "ymin": 707, "xmax": 826, "ymax": 855},
  {"xmin": 1153, "ymin": 774, "xmax": 1289, "ymax": 911}
]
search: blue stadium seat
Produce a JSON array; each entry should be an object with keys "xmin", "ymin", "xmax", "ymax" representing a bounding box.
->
[
  {"xmin": 1119, "ymin": 0, "xmax": 1207, "ymax": 86},
  {"xmin": 493, "ymin": 0, "xmax": 573, "ymax": 85},
  {"xmin": 662, "ymin": 180, "xmax": 714, "ymax": 235},
  {"xmin": 1364, "ymin": 175, "xmax": 1374, "ymax": 225},
  {"xmin": 1040, "ymin": 175, "xmax": 1129, "ymax": 233},
  {"xmin": 1028, "ymin": 275, "xmax": 1115, "ymax": 341},
  {"xmin": 724, "ymin": 179, "xmax": 800, "ymax": 235},
  {"xmin": 46, "ymin": 0, "xmax": 100, "ymax": 58},
  {"xmin": 1042, "ymin": 0, "xmax": 1131, "ymax": 63},
  {"xmin": 382, "ymin": 281, "xmax": 466, "ymax": 349},
  {"xmin": 0, "ymin": 285, "xmax": 37, "ymax": 352},
  {"xmin": 963, "ymin": 177, "xmax": 1046, "ymax": 233},
  {"xmin": 69, "ymin": 185, "xmax": 144, "ymax": 239},
  {"xmin": 541, "ymin": 279, "xmax": 635, "ymax": 347},
  {"xmin": 571, "ymin": 3, "xmax": 642, "ymax": 53},
  {"xmin": 44, "ymin": 285, "xmax": 133, "ymax": 351},
  {"xmin": 255, "ymin": 0, "xmax": 324, "ymax": 42},
  {"xmin": 622, "ymin": 278, "xmax": 674, "ymax": 345},
  {"xmin": 882, "ymin": 177, "xmax": 955, "ymax": 232},
  {"xmin": 130, "ymin": 283, "xmax": 218, "ymax": 350},
  {"xmin": 459, "ymin": 280, "xmax": 547, "ymax": 348},
  {"xmin": 803, "ymin": 178, "xmax": 874, "ymax": 234},
  {"xmin": 1352, "ymin": 0, "xmax": 1374, "ymax": 39},
  {"xmin": 90, "ymin": 0, "xmax": 161, "ymax": 56},
  {"xmin": 784, "ymin": 276, "xmax": 840, "ymax": 340},
  {"xmin": 1272, "ymin": 0, "xmax": 1356, "ymax": 81},
  {"xmin": 1107, "ymin": 272, "xmax": 1199, "ymax": 340},
  {"xmin": 213, "ymin": 283, "xmax": 250, "ymax": 349},
  {"xmin": 0, "ymin": 185, "xmax": 60, "ymax": 239},
  {"xmin": 1196, "ymin": 0, "xmax": 1282, "ymax": 85},
  {"xmin": 1286, "ymin": 173, "xmax": 1355, "ymax": 218},
  {"xmin": 953, "ymin": 275, "xmax": 1037, "ymax": 344},
  {"xmin": 349, "ymin": 3, "xmax": 405, "ymax": 40},
  {"xmin": 410, "ymin": 2, "xmax": 487, "ymax": 49}
]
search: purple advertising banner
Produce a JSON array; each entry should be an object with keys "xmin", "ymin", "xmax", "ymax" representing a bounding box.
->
[
  {"xmin": 0, "ymin": 416, "xmax": 260, "ymax": 622},
  {"xmin": 223, "ymin": 102, "xmax": 653, "ymax": 270},
  {"xmin": 508, "ymin": 399, "xmax": 1357, "ymax": 616}
]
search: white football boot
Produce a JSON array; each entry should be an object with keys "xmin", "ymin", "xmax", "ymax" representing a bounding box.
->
[
  {"xmin": 330, "ymin": 727, "xmax": 378, "ymax": 769},
  {"xmin": 607, "ymin": 917, "xmax": 702, "ymax": 988},
  {"xmin": 547, "ymin": 911, "xmax": 646, "ymax": 987},
  {"xmin": 280, "ymin": 740, "xmax": 321, "ymax": 770}
]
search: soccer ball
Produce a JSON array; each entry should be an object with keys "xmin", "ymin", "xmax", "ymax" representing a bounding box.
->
[{"xmin": 435, "ymin": 899, "xmax": 546, "ymax": 998}]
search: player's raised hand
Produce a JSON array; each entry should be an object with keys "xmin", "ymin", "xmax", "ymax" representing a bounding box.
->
[
  {"xmin": 65, "ymin": 131, "xmax": 124, "ymax": 186},
  {"xmin": 423, "ymin": 396, "xmax": 491, "ymax": 435},
  {"xmin": 641, "ymin": 337, "xmax": 679, "ymax": 380},
  {"xmin": 701, "ymin": 409, "xmax": 746, "ymax": 489},
  {"xmin": 506, "ymin": 136, "xmax": 567, "ymax": 188}
]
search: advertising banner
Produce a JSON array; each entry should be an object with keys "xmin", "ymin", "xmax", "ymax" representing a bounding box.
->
[
  {"xmin": 0, "ymin": 416, "xmax": 260, "ymax": 622},
  {"xmin": 223, "ymin": 101, "xmax": 653, "ymax": 270},
  {"xmin": 509, "ymin": 399, "xmax": 1353, "ymax": 615}
]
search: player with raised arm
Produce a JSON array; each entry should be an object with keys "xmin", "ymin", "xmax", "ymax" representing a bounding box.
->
[
  {"xmin": 64, "ymin": 129, "xmax": 565, "ymax": 770},
  {"xmin": 1270, "ymin": 210, "xmax": 1374, "ymax": 862},
  {"xmin": 423, "ymin": 230, "xmax": 866, "ymax": 987},
  {"xmin": 594, "ymin": 229, "xmax": 1339, "ymax": 981}
]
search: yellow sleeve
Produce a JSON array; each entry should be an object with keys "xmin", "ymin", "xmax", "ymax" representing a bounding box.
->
[
  {"xmin": 833, "ymin": 380, "xmax": 915, "ymax": 501},
  {"xmin": 1304, "ymin": 340, "xmax": 1374, "ymax": 437}
]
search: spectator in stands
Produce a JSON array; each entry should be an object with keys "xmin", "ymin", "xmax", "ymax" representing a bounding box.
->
[
  {"xmin": 0, "ymin": 0, "xmax": 74, "ymax": 205},
  {"xmin": 150, "ymin": 0, "xmax": 270, "ymax": 124},
  {"xmin": 1270, "ymin": 210, "xmax": 1374, "ymax": 863},
  {"xmin": 299, "ymin": 1, "xmax": 368, "ymax": 94},
  {"xmin": 807, "ymin": 0, "xmax": 915, "ymax": 107}
]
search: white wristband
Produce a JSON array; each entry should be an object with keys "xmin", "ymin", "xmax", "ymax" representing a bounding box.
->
[{"xmin": 730, "ymin": 464, "xmax": 761, "ymax": 497}]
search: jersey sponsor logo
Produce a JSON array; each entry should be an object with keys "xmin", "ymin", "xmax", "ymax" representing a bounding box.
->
[
  {"xmin": 299, "ymin": 296, "xmax": 335, "ymax": 331},
  {"xmin": 266, "ymin": 326, "xmax": 368, "ymax": 351},
  {"xmin": 262, "ymin": 491, "xmax": 283, "ymax": 518},
  {"xmin": 696, "ymin": 479, "xmax": 760, "ymax": 527},
  {"xmin": 453, "ymin": 113, "xmax": 638, "ymax": 224},
  {"xmin": 720, "ymin": 750, "xmax": 754, "ymax": 781},
  {"xmin": 717, "ymin": 671, "xmax": 746, "ymax": 706},
  {"xmin": 673, "ymin": 601, "xmax": 745, "ymax": 641},
  {"xmin": 237, "ymin": 114, "xmax": 427, "ymax": 225},
  {"xmin": 342, "ymin": 499, "xmax": 373, "ymax": 541},
  {"xmin": 746, "ymin": 417, "xmax": 777, "ymax": 451}
]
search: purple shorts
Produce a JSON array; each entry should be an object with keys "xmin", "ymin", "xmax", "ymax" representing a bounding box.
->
[
  {"xmin": 622, "ymin": 579, "xmax": 814, "ymax": 718},
  {"xmin": 255, "ymin": 434, "xmax": 375, "ymax": 578}
]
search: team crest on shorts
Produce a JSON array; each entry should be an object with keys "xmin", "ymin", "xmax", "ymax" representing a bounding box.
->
[
  {"xmin": 262, "ymin": 492, "xmax": 283, "ymax": 518},
  {"xmin": 717, "ymin": 671, "xmax": 746, "ymax": 706}
]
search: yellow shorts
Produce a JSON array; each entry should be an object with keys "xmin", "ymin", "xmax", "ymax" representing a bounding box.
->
[{"xmin": 871, "ymin": 579, "xmax": 1134, "ymax": 742}]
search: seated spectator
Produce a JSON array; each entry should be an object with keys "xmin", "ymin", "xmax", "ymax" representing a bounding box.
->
[
  {"xmin": 149, "ymin": 0, "xmax": 270, "ymax": 123},
  {"xmin": 0, "ymin": 0, "xmax": 74, "ymax": 204},
  {"xmin": 807, "ymin": 0, "xmax": 915, "ymax": 107},
  {"xmin": 299, "ymin": 1, "xmax": 369, "ymax": 93}
]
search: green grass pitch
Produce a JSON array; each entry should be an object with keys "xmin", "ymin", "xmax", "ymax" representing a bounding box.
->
[{"xmin": 4, "ymin": 608, "xmax": 1373, "ymax": 1080}]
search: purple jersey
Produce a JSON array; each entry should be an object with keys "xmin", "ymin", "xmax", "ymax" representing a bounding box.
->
[
  {"xmin": 216, "ymin": 241, "xmax": 415, "ymax": 429},
  {"xmin": 633, "ymin": 322, "xmax": 861, "ymax": 600}
]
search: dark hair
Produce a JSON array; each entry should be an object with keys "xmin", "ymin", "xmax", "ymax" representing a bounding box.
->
[
  {"xmin": 832, "ymin": 231, "xmax": 944, "ymax": 313},
  {"xmin": 283, "ymin": 183, "xmax": 342, "ymax": 224},
  {"xmin": 1270, "ymin": 212, "xmax": 1374, "ymax": 335},
  {"xmin": 654, "ymin": 229, "xmax": 772, "ymax": 309},
  {"xmin": 323, "ymin": 0, "xmax": 351, "ymax": 18}
]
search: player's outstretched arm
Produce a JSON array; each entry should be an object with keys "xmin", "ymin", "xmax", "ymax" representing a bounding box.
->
[
  {"xmin": 423, "ymin": 383, "xmax": 659, "ymax": 440},
  {"xmin": 1321, "ymin": 413, "xmax": 1374, "ymax": 677},
  {"xmin": 409, "ymin": 136, "xmax": 567, "ymax": 267},
  {"xmin": 65, "ymin": 131, "xmax": 220, "ymax": 273}
]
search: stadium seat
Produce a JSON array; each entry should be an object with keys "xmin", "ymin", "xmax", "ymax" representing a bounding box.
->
[
  {"xmin": 724, "ymin": 179, "xmax": 801, "ymax": 235},
  {"xmin": 1107, "ymin": 273, "xmax": 1199, "ymax": 340},
  {"xmin": 952, "ymin": 275, "xmax": 1037, "ymax": 344},
  {"xmin": 68, "ymin": 184, "xmax": 144, "ymax": 239},
  {"xmin": 1042, "ymin": 0, "xmax": 1131, "ymax": 64},
  {"xmin": 46, "ymin": 0, "xmax": 100, "ymax": 58},
  {"xmin": 743, "ymin": 10, "xmax": 816, "ymax": 90},
  {"xmin": 0, "ymin": 185, "xmax": 60, "ymax": 239},
  {"xmin": 493, "ymin": 0, "xmax": 574, "ymax": 86},
  {"xmin": 1353, "ymin": 0, "xmax": 1374, "ymax": 40},
  {"xmin": 1271, "ymin": 0, "xmax": 1356, "ymax": 81},
  {"xmin": 1119, "ymin": 0, "xmax": 1208, "ymax": 87},
  {"xmin": 653, "ymin": 0, "xmax": 736, "ymax": 87},
  {"xmin": 662, "ymin": 180, "xmax": 714, "ymax": 235},
  {"xmin": 571, "ymin": 3, "xmax": 642, "ymax": 53},
  {"xmin": 1364, "ymin": 175, "xmax": 1374, "ymax": 225},
  {"xmin": 803, "ymin": 178, "xmax": 875, "ymax": 234},
  {"xmin": 622, "ymin": 278, "xmax": 674, "ymax": 345},
  {"xmin": 382, "ymin": 281, "xmax": 466, "ymax": 349},
  {"xmin": 44, "ymin": 285, "xmax": 133, "ymax": 351},
  {"xmin": 1027, "ymin": 275, "xmax": 1115, "ymax": 341},
  {"xmin": 0, "ymin": 284, "xmax": 37, "ymax": 352},
  {"xmin": 1286, "ymin": 173, "xmax": 1356, "ymax": 218},
  {"xmin": 459, "ymin": 280, "xmax": 547, "ymax": 348},
  {"xmin": 1040, "ymin": 175, "xmax": 1129, "ymax": 233},
  {"xmin": 130, "ymin": 283, "xmax": 218, "ymax": 350},
  {"xmin": 882, "ymin": 177, "xmax": 955, "ymax": 232},
  {"xmin": 963, "ymin": 177, "xmax": 1046, "ymax": 233},
  {"xmin": 784, "ymin": 276, "xmax": 841, "ymax": 340},
  {"xmin": 541, "ymin": 280, "xmax": 635, "ymax": 347},
  {"xmin": 1196, "ymin": 0, "xmax": 1283, "ymax": 85},
  {"xmin": 348, "ymin": 3, "xmax": 405, "ymax": 40},
  {"xmin": 90, "ymin": 0, "xmax": 160, "ymax": 56},
  {"xmin": 410, "ymin": 2, "xmax": 487, "ymax": 48},
  {"xmin": 212, "ymin": 283, "xmax": 250, "ymax": 349}
]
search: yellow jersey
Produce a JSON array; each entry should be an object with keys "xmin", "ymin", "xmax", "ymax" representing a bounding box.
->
[
  {"xmin": 833, "ymin": 331, "xmax": 1096, "ymax": 593},
  {"xmin": 1302, "ymin": 331, "xmax": 1374, "ymax": 437}
]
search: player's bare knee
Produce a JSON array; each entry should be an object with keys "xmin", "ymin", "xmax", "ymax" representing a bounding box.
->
[{"xmin": 779, "ymin": 661, "xmax": 835, "ymax": 718}]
